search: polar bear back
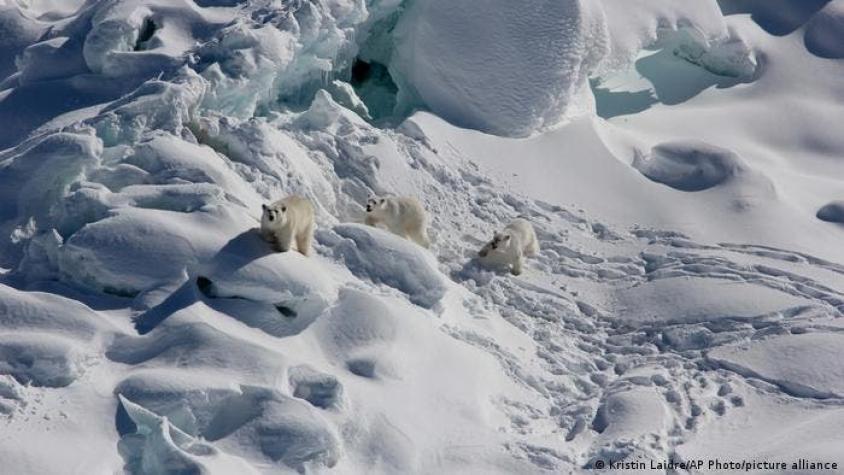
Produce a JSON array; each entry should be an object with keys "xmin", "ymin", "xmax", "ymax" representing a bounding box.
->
[
  {"xmin": 504, "ymin": 218, "xmax": 534, "ymax": 243},
  {"xmin": 273, "ymin": 195, "xmax": 314, "ymax": 232},
  {"xmin": 391, "ymin": 196, "xmax": 427, "ymax": 227}
]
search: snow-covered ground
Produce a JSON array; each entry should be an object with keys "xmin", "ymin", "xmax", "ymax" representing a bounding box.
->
[{"xmin": 1, "ymin": 0, "xmax": 844, "ymax": 473}]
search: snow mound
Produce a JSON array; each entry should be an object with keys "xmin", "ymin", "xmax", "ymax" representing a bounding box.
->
[
  {"xmin": 588, "ymin": 386, "xmax": 671, "ymax": 467},
  {"xmin": 116, "ymin": 370, "xmax": 245, "ymax": 437},
  {"xmin": 196, "ymin": 228, "xmax": 340, "ymax": 330},
  {"xmin": 120, "ymin": 386, "xmax": 341, "ymax": 472},
  {"xmin": 326, "ymin": 224, "xmax": 447, "ymax": 309},
  {"xmin": 709, "ymin": 332, "xmax": 844, "ymax": 398},
  {"xmin": 391, "ymin": 0, "xmax": 756, "ymax": 136},
  {"xmin": 718, "ymin": 0, "xmax": 834, "ymax": 36},
  {"xmin": 107, "ymin": 321, "xmax": 287, "ymax": 380},
  {"xmin": 57, "ymin": 207, "xmax": 240, "ymax": 296},
  {"xmin": 314, "ymin": 288, "xmax": 403, "ymax": 379},
  {"xmin": 614, "ymin": 277, "xmax": 811, "ymax": 326},
  {"xmin": 816, "ymin": 200, "xmax": 844, "ymax": 223},
  {"xmin": 0, "ymin": 284, "xmax": 113, "ymax": 387},
  {"xmin": 0, "ymin": 283, "xmax": 111, "ymax": 337},
  {"xmin": 391, "ymin": 0, "xmax": 608, "ymax": 137},
  {"xmin": 633, "ymin": 140, "xmax": 749, "ymax": 191},
  {"xmin": 0, "ymin": 333, "xmax": 86, "ymax": 387},
  {"xmin": 804, "ymin": 0, "xmax": 844, "ymax": 58},
  {"xmin": 118, "ymin": 395, "xmax": 258, "ymax": 475},
  {"xmin": 288, "ymin": 365, "xmax": 344, "ymax": 409}
]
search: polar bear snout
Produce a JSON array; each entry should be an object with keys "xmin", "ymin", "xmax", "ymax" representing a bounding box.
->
[{"xmin": 366, "ymin": 197, "xmax": 385, "ymax": 213}]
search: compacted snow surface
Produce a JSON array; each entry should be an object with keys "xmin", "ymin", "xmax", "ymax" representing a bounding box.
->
[{"xmin": 1, "ymin": 0, "xmax": 844, "ymax": 473}]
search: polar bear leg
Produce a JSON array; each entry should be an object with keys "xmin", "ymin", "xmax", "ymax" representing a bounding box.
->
[
  {"xmin": 405, "ymin": 223, "xmax": 431, "ymax": 248},
  {"xmin": 296, "ymin": 222, "xmax": 314, "ymax": 256},
  {"xmin": 274, "ymin": 229, "xmax": 293, "ymax": 253},
  {"xmin": 525, "ymin": 233, "xmax": 539, "ymax": 257},
  {"xmin": 511, "ymin": 251, "xmax": 524, "ymax": 275}
]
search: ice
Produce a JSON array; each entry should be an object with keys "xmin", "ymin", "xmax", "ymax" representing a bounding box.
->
[
  {"xmin": 391, "ymin": 0, "xmax": 608, "ymax": 136},
  {"xmin": 1, "ymin": 0, "xmax": 844, "ymax": 472},
  {"xmin": 118, "ymin": 395, "xmax": 260, "ymax": 475}
]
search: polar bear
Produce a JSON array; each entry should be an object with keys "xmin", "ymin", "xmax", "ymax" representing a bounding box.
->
[
  {"xmin": 478, "ymin": 218, "xmax": 539, "ymax": 275},
  {"xmin": 364, "ymin": 195, "xmax": 431, "ymax": 248},
  {"xmin": 260, "ymin": 195, "xmax": 315, "ymax": 255}
]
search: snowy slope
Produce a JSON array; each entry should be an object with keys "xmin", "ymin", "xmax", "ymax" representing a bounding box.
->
[{"xmin": 1, "ymin": 0, "xmax": 844, "ymax": 474}]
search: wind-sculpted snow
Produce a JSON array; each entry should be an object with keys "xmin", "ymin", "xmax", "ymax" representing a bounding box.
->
[
  {"xmin": 804, "ymin": 0, "xmax": 844, "ymax": 59},
  {"xmin": 817, "ymin": 201, "xmax": 844, "ymax": 223},
  {"xmin": 391, "ymin": 0, "xmax": 609, "ymax": 136},
  {"xmin": 327, "ymin": 224, "xmax": 447, "ymax": 309},
  {"xmin": 1, "ymin": 0, "xmax": 844, "ymax": 473},
  {"xmin": 196, "ymin": 228, "xmax": 340, "ymax": 333},
  {"xmin": 633, "ymin": 140, "xmax": 750, "ymax": 192},
  {"xmin": 391, "ymin": 0, "xmax": 755, "ymax": 136},
  {"xmin": 709, "ymin": 333, "xmax": 844, "ymax": 399}
]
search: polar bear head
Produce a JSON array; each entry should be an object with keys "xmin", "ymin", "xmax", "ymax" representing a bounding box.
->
[
  {"xmin": 261, "ymin": 202, "xmax": 290, "ymax": 228},
  {"xmin": 478, "ymin": 232, "xmax": 512, "ymax": 258},
  {"xmin": 365, "ymin": 196, "xmax": 388, "ymax": 214}
]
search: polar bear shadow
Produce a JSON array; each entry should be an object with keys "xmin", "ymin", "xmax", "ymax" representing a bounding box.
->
[
  {"xmin": 133, "ymin": 229, "xmax": 277, "ymax": 334},
  {"xmin": 192, "ymin": 228, "xmax": 338, "ymax": 338},
  {"xmin": 212, "ymin": 228, "xmax": 277, "ymax": 273}
]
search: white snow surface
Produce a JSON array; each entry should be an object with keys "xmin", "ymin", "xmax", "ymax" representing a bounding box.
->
[{"xmin": 1, "ymin": 0, "xmax": 844, "ymax": 474}]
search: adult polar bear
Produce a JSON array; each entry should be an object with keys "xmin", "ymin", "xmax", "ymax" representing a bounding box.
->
[
  {"xmin": 478, "ymin": 219, "xmax": 539, "ymax": 275},
  {"xmin": 365, "ymin": 195, "xmax": 431, "ymax": 248},
  {"xmin": 260, "ymin": 195, "xmax": 315, "ymax": 255}
]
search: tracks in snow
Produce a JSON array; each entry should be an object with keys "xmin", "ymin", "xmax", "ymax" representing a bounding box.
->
[{"xmin": 395, "ymin": 133, "xmax": 844, "ymax": 470}]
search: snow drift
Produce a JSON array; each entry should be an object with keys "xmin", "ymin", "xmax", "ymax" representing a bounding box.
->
[{"xmin": 1, "ymin": 0, "xmax": 844, "ymax": 473}]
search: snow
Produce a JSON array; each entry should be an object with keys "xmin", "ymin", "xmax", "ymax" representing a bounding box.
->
[
  {"xmin": 632, "ymin": 140, "xmax": 751, "ymax": 192},
  {"xmin": 1, "ymin": 0, "xmax": 844, "ymax": 473},
  {"xmin": 709, "ymin": 332, "xmax": 844, "ymax": 399},
  {"xmin": 817, "ymin": 200, "xmax": 844, "ymax": 223},
  {"xmin": 390, "ymin": 0, "xmax": 608, "ymax": 136},
  {"xmin": 613, "ymin": 277, "xmax": 812, "ymax": 326},
  {"xmin": 327, "ymin": 223, "xmax": 446, "ymax": 309},
  {"xmin": 804, "ymin": 0, "xmax": 844, "ymax": 59}
]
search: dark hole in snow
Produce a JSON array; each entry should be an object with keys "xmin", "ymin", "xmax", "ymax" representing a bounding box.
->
[
  {"xmin": 134, "ymin": 18, "xmax": 157, "ymax": 51},
  {"xmin": 351, "ymin": 60, "xmax": 371, "ymax": 84},
  {"xmin": 275, "ymin": 304, "xmax": 297, "ymax": 318},
  {"xmin": 349, "ymin": 58, "xmax": 399, "ymax": 123},
  {"xmin": 346, "ymin": 358, "xmax": 376, "ymax": 378},
  {"xmin": 197, "ymin": 276, "xmax": 298, "ymax": 319},
  {"xmin": 196, "ymin": 276, "xmax": 213, "ymax": 295},
  {"xmin": 103, "ymin": 285, "xmax": 138, "ymax": 298}
]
